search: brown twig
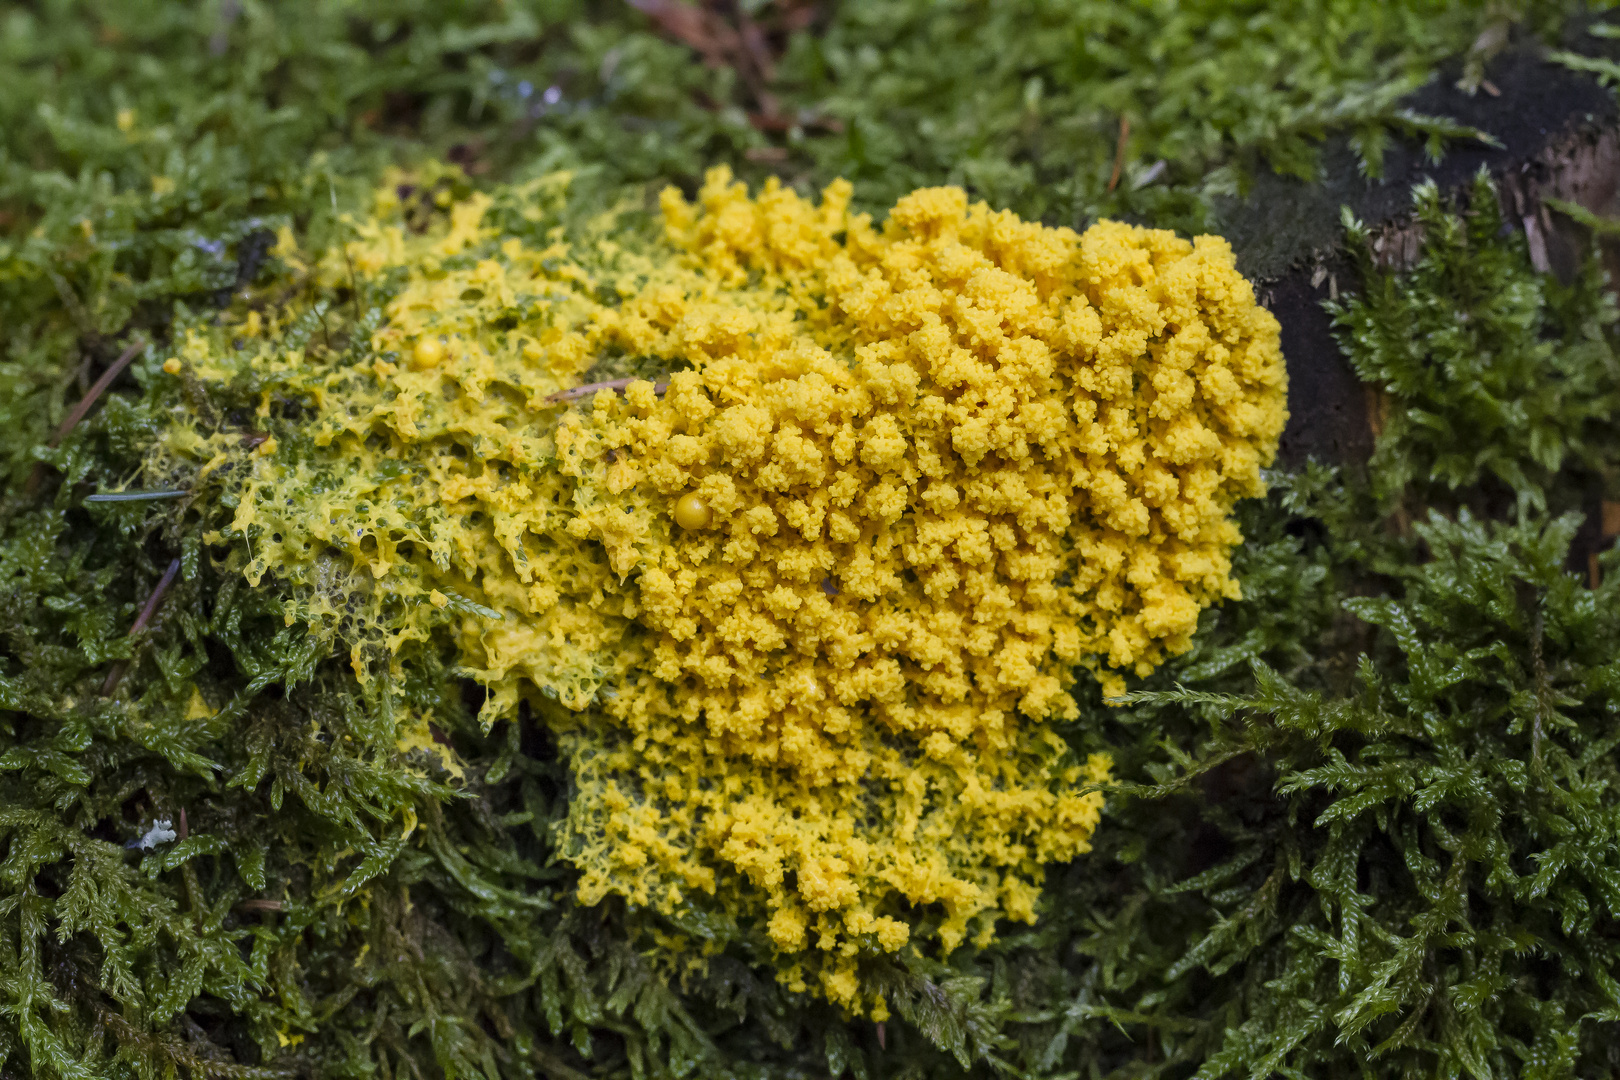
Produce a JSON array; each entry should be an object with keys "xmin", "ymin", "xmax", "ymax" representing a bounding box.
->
[
  {"xmin": 50, "ymin": 338, "xmax": 146, "ymax": 448},
  {"xmin": 100, "ymin": 556, "xmax": 182, "ymax": 697},
  {"xmin": 630, "ymin": 0, "xmax": 737, "ymax": 68},
  {"xmin": 23, "ymin": 337, "xmax": 146, "ymax": 497},
  {"xmin": 628, "ymin": 0, "xmax": 822, "ymax": 134},
  {"xmin": 236, "ymin": 899, "xmax": 285, "ymax": 913},
  {"xmin": 1529, "ymin": 598, "xmax": 1549, "ymax": 776},
  {"xmin": 1108, "ymin": 116, "xmax": 1131, "ymax": 192},
  {"xmin": 737, "ymin": 9, "xmax": 776, "ymax": 84},
  {"xmin": 129, "ymin": 557, "xmax": 182, "ymax": 636},
  {"xmin": 734, "ymin": 6, "xmax": 780, "ymax": 117},
  {"xmin": 544, "ymin": 378, "xmax": 670, "ymax": 405}
]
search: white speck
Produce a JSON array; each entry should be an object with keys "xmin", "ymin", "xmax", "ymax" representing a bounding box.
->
[
  {"xmin": 1132, "ymin": 159, "xmax": 1168, "ymax": 189},
  {"xmin": 133, "ymin": 819, "xmax": 177, "ymax": 850},
  {"xmin": 543, "ymin": 85, "xmax": 562, "ymax": 105}
]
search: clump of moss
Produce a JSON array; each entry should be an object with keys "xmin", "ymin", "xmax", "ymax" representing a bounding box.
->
[
  {"xmin": 5, "ymin": 3, "xmax": 1620, "ymax": 1078},
  {"xmin": 1334, "ymin": 172, "xmax": 1620, "ymax": 514}
]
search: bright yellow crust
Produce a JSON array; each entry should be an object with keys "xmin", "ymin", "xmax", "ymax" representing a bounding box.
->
[{"xmin": 157, "ymin": 166, "xmax": 1286, "ymax": 1015}]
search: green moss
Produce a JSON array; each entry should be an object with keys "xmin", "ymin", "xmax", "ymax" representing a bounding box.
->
[
  {"xmin": 5, "ymin": 3, "xmax": 1620, "ymax": 1078},
  {"xmin": 1333, "ymin": 172, "xmax": 1620, "ymax": 515}
]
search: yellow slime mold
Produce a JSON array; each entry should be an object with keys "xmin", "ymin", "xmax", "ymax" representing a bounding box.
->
[{"xmin": 156, "ymin": 165, "xmax": 1287, "ymax": 1015}]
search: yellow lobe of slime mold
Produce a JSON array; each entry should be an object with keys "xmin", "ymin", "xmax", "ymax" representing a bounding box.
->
[
  {"xmin": 411, "ymin": 336, "xmax": 445, "ymax": 369},
  {"xmin": 672, "ymin": 493, "xmax": 712, "ymax": 530}
]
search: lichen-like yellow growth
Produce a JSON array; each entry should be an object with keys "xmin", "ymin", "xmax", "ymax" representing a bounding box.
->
[{"xmin": 155, "ymin": 165, "xmax": 1286, "ymax": 1015}]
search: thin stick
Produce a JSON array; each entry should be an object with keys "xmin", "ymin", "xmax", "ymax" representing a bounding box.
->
[
  {"xmin": 129, "ymin": 558, "xmax": 182, "ymax": 636},
  {"xmin": 84, "ymin": 489, "xmax": 189, "ymax": 503},
  {"xmin": 100, "ymin": 557, "xmax": 182, "ymax": 697},
  {"xmin": 236, "ymin": 899, "xmax": 284, "ymax": 913},
  {"xmin": 24, "ymin": 337, "xmax": 146, "ymax": 498},
  {"xmin": 50, "ymin": 338, "xmax": 146, "ymax": 448},
  {"xmin": 332, "ymin": 176, "xmax": 364, "ymax": 326},
  {"xmin": 1108, "ymin": 116, "xmax": 1131, "ymax": 192},
  {"xmin": 544, "ymin": 377, "xmax": 669, "ymax": 405}
]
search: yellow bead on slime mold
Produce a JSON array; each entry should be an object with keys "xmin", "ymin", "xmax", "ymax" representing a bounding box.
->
[
  {"xmin": 411, "ymin": 336, "xmax": 445, "ymax": 369},
  {"xmin": 672, "ymin": 492, "xmax": 712, "ymax": 530}
]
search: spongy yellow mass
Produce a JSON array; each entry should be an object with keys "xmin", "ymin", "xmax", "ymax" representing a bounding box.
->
[{"xmin": 155, "ymin": 166, "xmax": 1286, "ymax": 1015}]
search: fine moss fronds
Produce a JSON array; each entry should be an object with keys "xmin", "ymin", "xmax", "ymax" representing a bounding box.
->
[{"xmin": 1333, "ymin": 172, "xmax": 1620, "ymax": 515}]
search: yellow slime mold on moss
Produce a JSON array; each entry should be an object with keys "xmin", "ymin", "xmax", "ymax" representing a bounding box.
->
[{"xmin": 157, "ymin": 166, "xmax": 1286, "ymax": 1015}]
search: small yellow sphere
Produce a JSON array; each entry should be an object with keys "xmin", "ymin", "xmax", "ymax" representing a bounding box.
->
[
  {"xmin": 411, "ymin": 336, "xmax": 445, "ymax": 370},
  {"xmin": 673, "ymin": 492, "xmax": 712, "ymax": 530}
]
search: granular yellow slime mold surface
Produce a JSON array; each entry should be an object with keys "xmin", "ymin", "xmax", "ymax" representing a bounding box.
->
[{"xmin": 156, "ymin": 167, "xmax": 1286, "ymax": 1015}]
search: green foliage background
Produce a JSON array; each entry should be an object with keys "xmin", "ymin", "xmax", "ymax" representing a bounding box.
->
[{"xmin": 5, "ymin": 2, "xmax": 1620, "ymax": 1077}]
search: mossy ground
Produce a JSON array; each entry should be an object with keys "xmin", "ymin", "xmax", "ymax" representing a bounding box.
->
[{"xmin": 4, "ymin": 3, "xmax": 1620, "ymax": 1078}]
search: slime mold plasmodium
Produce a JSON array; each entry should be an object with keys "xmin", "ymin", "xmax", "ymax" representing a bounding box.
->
[{"xmin": 153, "ymin": 165, "xmax": 1287, "ymax": 1014}]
